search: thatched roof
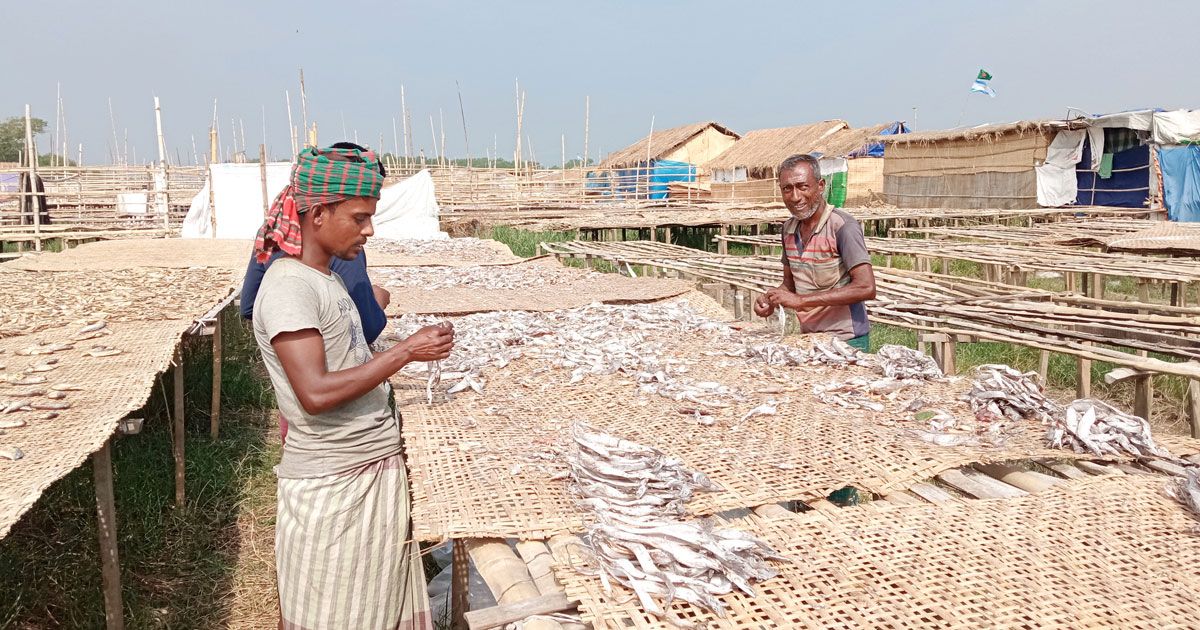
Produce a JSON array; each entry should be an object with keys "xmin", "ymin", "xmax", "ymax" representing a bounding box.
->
[
  {"xmin": 600, "ymin": 121, "xmax": 739, "ymax": 169},
  {"xmin": 878, "ymin": 120, "xmax": 1068, "ymax": 145},
  {"xmin": 703, "ymin": 120, "xmax": 852, "ymax": 171}
]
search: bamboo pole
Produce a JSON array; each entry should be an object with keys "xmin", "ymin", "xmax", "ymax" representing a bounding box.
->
[
  {"xmin": 172, "ymin": 347, "xmax": 186, "ymax": 508},
  {"xmin": 286, "ymin": 90, "xmax": 297, "ymax": 156},
  {"xmin": 210, "ymin": 308, "xmax": 223, "ymax": 440},
  {"xmin": 24, "ymin": 104, "xmax": 42, "ymax": 252},
  {"xmin": 153, "ymin": 97, "xmax": 169, "ymax": 230},
  {"xmin": 208, "ymin": 126, "xmax": 218, "ymax": 238},
  {"xmin": 299, "ymin": 68, "xmax": 310, "ymax": 148},
  {"xmin": 582, "ymin": 95, "xmax": 590, "ymax": 172},
  {"xmin": 93, "ymin": 438, "xmax": 125, "ymax": 630}
]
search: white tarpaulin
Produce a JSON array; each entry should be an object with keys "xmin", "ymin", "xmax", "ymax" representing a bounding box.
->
[
  {"xmin": 182, "ymin": 162, "xmax": 292, "ymax": 239},
  {"xmin": 1037, "ymin": 130, "xmax": 1086, "ymax": 207},
  {"xmin": 372, "ymin": 170, "xmax": 445, "ymax": 240},
  {"xmin": 1084, "ymin": 110, "xmax": 1155, "ymax": 131},
  {"xmin": 1153, "ymin": 111, "xmax": 1200, "ymax": 145}
]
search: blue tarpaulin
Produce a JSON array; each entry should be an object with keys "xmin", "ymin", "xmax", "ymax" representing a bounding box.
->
[
  {"xmin": 1076, "ymin": 140, "xmax": 1150, "ymax": 208},
  {"xmin": 849, "ymin": 122, "xmax": 907, "ymax": 158},
  {"xmin": 1160, "ymin": 145, "xmax": 1200, "ymax": 222},
  {"xmin": 587, "ymin": 159, "xmax": 696, "ymax": 200}
]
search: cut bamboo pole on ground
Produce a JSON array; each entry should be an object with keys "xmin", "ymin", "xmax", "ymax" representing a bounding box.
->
[
  {"xmin": 210, "ymin": 309, "xmax": 223, "ymax": 439},
  {"xmin": 93, "ymin": 438, "xmax": 124, "ymax": 630},
  {"xmin": 466, "ymin": 539, "xmax": 563, "ymax": 630}
]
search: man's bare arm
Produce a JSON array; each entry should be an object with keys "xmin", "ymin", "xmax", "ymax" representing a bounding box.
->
[{"xmin": 273, "ymin": 325, "xmax": 453, "ymax": 415}]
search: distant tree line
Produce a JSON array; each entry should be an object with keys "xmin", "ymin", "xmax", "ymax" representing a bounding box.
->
[{"xmin": 0, "ymin": 116, "xmax": 76, "ymax": 166}]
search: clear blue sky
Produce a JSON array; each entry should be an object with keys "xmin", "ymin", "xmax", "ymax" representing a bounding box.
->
[{"xmin": 6, "ymin": 0, "xmax": 1198, "ymax": 165}]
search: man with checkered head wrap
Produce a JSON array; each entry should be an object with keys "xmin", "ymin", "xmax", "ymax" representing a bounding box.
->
[{"xmin": 251, "ymin": 144, "xmax": 452, "ymax": 629}]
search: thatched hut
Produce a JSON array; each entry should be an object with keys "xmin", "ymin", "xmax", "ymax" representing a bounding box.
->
[
  {"xmin": 599, "ymin": 121, "xmax": 740, "ymax": 170},
  {"xmin": 705, "ymin": 121, "xmax": 905, "ymax": 205},
  {"xmin": 593, "ymin": 121, "xmax": 739, "ymax": 200},
  {"xmin": 877, "ymin": 120, "xmax": 1066, "ymax": 209}
]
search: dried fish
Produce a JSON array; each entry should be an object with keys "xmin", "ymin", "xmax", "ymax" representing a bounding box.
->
[
  {"xmin": 2, "ymin": 375, "xmax": 47, "ymax": 386},
  {"xmin": 50, "ymin": 383, "xmax": 83, "ymax": 392},
  {"xmin": 736, "ymin": 401, "xmax": 778, "ymax": 425},
  {"xmin": 0, "ymin": 419, "xmax": 27, "ymax": 429},
  {"xmin": 72, "ymin": 320, "xmax": 109, "ymax": 340},
  {"xmin": 32, "ymin": 412, "xmax": 58, "ymax": 421},
  {"xmin": 1047, "ymin": 399, "xmax": 1172, "ymax": 459},
  {"xmin": 875, "ymin": 345, "xmax": 942, "ymax": 380},
  {"xmin": 86, "ymin": 346, "xmax": 122, "ymax": 358},
  {"xmin": 567, "ymin": 423, "xmax": 785, "ymax": 624},
  {"xmin": 0, "ymin": 446, "xmax": 23, "ymax": 461},
  {"xmin": 16, "ymin": 341, "xmax": 74, "ymax": 356},
  {"xmin": 46, "ymin": 391, "xmax": 67, "ymax": 400},
  {"xmin": 967, "ymin": 364, "xmax": 1058, "ymax": 425},
  {"xmin": 1165, "ymin": 468, "xmax": 1200, "ymax": 520},
  {"xmin": 379, "ymin": 264, "xmax": 598, "ymax": 291},
  {"xmin": 1, "ymin": 401, "xmax": 27, "ymax": 414},
  {"xmin": 369, "ymin": 237, "xmax": 506, "ymax": 263},
  {"xmin": 30, "ymin": 401, "xmax": 70, "ymax": 411},
  {"xmin": 26, "ymin": 362, "xmax": 59, "ymax": 373},
  {"xmin": 907, "ymin": 429, "xmax": 982, "ymax": 448},
  {"xmin": 806, "ymin": 337, "xmax": 868, "ymax": 367}
]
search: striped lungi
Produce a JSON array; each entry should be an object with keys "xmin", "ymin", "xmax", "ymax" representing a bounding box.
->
[{"xmin": 276, "ymin": 453, "xmax": 432, "ymax": 630}]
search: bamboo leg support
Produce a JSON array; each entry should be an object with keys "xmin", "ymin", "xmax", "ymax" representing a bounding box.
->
[
  {"xmin": 1076, "ymin": 342, "xmax": 1092, "ymax": 399},
  {"xmin": 1037, "ymin": 350, "xmax": 1050, "ymax": 385},
  {"xmin": 93, "ymin": 438, "xmax": 125, "ymax": 630},
  {"xmin": 451, "ymin": 540, "xmax": 469, "ymax": 629},
  {"xmin": 1188, "ymin": 380, "xmax": 1200, "ymax": 439},
  {"xmin": 172, "ymin": 347, "xmax": 185, "ymax": 508},
  {"xmin": 210, "ymin": 311, "xmax": 223, "ymax": 440}
]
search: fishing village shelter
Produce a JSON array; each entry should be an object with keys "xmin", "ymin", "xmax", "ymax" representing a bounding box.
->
[
  {"xmin": 706, "ymin": 121, "xmax": 907, "ymax": 205},
  {"xmin": 591, "ymin": 121, "xmax": 740, "ymax": 200}
]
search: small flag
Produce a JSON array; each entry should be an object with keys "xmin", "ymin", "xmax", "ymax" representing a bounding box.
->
[
  {"xmin": 970, "ymin": 69, "xmax": 996, "ymax": 97},
  {"xmin": 970, "ymin": 79, "xmax": 996, "ymax": 97}
]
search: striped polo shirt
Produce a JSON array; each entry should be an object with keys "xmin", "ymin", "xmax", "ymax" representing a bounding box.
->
[{"xmin": 780, "ymin": 205, "xmax": 872, "ymax": 340}]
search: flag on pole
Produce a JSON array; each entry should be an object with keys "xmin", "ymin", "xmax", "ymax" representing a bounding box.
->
[{"xmin": 970, "ymin": 68, "xmax": 996, "ymax": 97}]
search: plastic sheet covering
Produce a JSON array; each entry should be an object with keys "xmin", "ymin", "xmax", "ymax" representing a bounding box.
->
[
  {"xmin": 182, "ymin": 162, "xmax": 292, "ymax": 238},
  {"xmin": 372, "ymin": 170, "xmax": 445, "ymax": 240},
  {"xmin": 1036, "ymin": 130, "xmax": 1085, "ymax": 206},
  {"xmin": 1153, "ymin": 110, "xmax": 1200, "ymax": 145},
  {"xmin": 1160, "ymin": 145, "xmax": 1200, "ymax": 222}
]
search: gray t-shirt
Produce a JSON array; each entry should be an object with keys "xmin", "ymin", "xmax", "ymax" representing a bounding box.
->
[{"xmin": 253, "ymin": 257, "xmax": 400, "ymax": 479}]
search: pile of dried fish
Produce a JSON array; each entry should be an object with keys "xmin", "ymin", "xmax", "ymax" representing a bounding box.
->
[
  {"xmin": 875, "ymin": 345, "xmax": 942, "ymax": 380},
  {"xmin": 805, "ymin": 337, "xmax": 868, "ymax": 367},
  {"xmin": 377, "ymin": 264, "xmax": 597, "ymax": 291},
  {"xmin": 1166, "ymin": 468, "xmax": 1200, "ymax": 520},
  {"xmin": 1047, "ymin": 399, "xmax": 1171, "ymax": 458},
  {"xmin": 967, "ymin": 364, "xmax": 1058, "ymax": 424},
  {"xmin": 813, "ymin": 376, "xmax": 915, "ymax": 412},
  {"xmin": 568, "ymin": 424, "xmax": 786, "ymax": 626},
  {"xmin": 369, "ymin": 237, "xmax": 506, "ymax": 262},
  {"xmin": 570, "ymin": 423, "xmax": 721, "ymax": 517},
  {"xmin": 723, "ymin": 342, "xmax": 808, "ymax": 367}
]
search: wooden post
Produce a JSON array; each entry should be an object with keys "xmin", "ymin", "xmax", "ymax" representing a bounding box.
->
[
  {"xmin": 944, "ymin": 337, "xmax": 957, "ymax": 375},
  {"xmin": 663, "ymin": 226, "xmax": 672, "ymax": 243},
  {"xmin": 1187, "ymin": 380, "xmax": 1200, "ymax": 439},
  {"xmin": 1037, "ymin": 350, "xmax": 1050, "ymax": 385},
  {"xmin": 172, "ymin": 347, "xmax": 186, "ymax": 508},
  {"xmin": 210, "ymin": 310, "xmax": 223, "ymax": 440},
  {"xmin": 1089, "ymin": 273, "xmax": 1104, "ymax": 299},
  {"xmin": 1134, "ymin": 374, "xmax": 1153, "ymax": 421},
  {"xmin": 1076, "ymin": 342, "xmax": 1092, "ymax": 399},
  {"xmin": 24, "ymin": 105, "xmax": 42, "ymax": 252},
  {"xmin": 208, "ymin": 126, "xmax": 218, "ymax": 238},
  {"xmin": 154, "ymin": 97, "xmax": 170, "ymax": 231},
  {"xmin": 718, "ymin": 225, "xmax": 728, "ymax": 255},
  {"xmin": 93, "ymin": 438, "xmax": 125, "ymax": 630},
  {"xmin": 451, "ymin": 540, "xmax": 469, "ymax": 630}
]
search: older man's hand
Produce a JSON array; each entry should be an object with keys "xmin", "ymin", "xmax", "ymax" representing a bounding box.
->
[
  {"xmin": 753, "ymin": 294, "xmax": 775, "ymax": 318},
  {"xmin": 764, "ymin": 287, "xmax": 799, "ymax": 309}
]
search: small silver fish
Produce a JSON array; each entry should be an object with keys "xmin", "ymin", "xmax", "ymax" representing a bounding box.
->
[
  {"xmin": 0, "ymin": 419, "xmax": 27, "ymax": 429},
  {"xmin": 86, "ymin": 346, "xmax": 122, "ymax": 358},
  {"xmin": 46, "ymin": 391, "xmax": 67, "ymax": 400},
  {"xmin": 0, "ymin": 446, "xmax": 24, "ymax": 461},
  {"xmin": 31, "ymin": 401, "xmax": 70, "ymax": 410},
  {"xmin": 50, "ymin": 383, "xmax": 83, "ymax": 392}
]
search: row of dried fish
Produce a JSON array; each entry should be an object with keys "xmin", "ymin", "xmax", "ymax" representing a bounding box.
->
[
  {"xmin": 568, "ymin": 424, "xmax": 786, "ymax": 626},
  {"xmin": 1166, "ymin": 468, "xmax": 1200, "ymax": 521},
  {"xmin": 376, "ymin": 264, "xmax": 597, "ymax": 291},
  {"xmin": 388, "ymin": 300, "xmax": 732, "ymax": 401},
  {"xmin": 968, "ymin": 364, "xmax": 1057, "ymax": 424},
  {"xmin": 368, "ymin": 237, "xmax": 506, "ymax": 262},
  {"xmin": 0, "ymin": 268, "xmax": 237, "ymax": 337}
]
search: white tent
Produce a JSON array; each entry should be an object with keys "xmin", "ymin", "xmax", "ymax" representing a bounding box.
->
[{"xmin": 182, "ymin": 166, "xmax": 444, "ymax": 240}]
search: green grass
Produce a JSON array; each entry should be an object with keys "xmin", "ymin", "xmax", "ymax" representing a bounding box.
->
[{"xmin": 0, "ymin": 310, "xmax": 279, "ymax": 628}]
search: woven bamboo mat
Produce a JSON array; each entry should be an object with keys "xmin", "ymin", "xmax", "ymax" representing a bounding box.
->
[
  {"xmin": 366, "ymin": 237, "xmax": 522, "ymax": 267},
  {"xmin": 0, "ymin": 319, "xmax": 188, "ymax": 538},
  {"xmin": 3, "ymin": 238, "xmax": 254, "ymax": 271},
  {"xmin": 385, "ymin": 258, "xmax": 692, "ymax": 316},
  {"xmin": 552, "ymin": 475, "xmax": 1200, "ymax": 629},
  {"xmin": 0, "ymin": 267, "xmax": 240, "ymax": 338},
  {"xmin": 399, "ymin": 328, "xmax": 1200, "ymax": 540}
]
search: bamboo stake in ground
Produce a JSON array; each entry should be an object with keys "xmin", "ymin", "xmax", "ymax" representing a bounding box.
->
[
  {"xmin": 24, "ymin": 104, "xmax": 42, "ymax": 252},
  {"xmin": 93, "ymin": 437, "xmax": 125, "ymax": 630},
  {"xmin": 173, "ymin": 347, "xmax": 186, "ymax": 508},
  {"xmin": 211, "ymin": 308, "xmax": 223, "ymax": 440}
]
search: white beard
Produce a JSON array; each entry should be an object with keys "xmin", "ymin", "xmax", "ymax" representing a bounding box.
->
[{"xmin": 790, "ymin": 203, "xmax": 819, "ymax": 221}]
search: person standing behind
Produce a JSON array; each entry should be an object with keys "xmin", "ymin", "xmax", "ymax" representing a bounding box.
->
[
  {"xmin": 754, "ymin": 153, "xmax": 877, "ymax": 351},
  {"xmin": 252, "ymin": 144, "xmax": 451, "ymax": 629}
]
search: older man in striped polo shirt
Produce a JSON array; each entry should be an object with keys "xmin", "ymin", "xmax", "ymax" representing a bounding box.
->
[{"xmin": 754, "ymin": 153, "xmax": 877, "ymax": 351}]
